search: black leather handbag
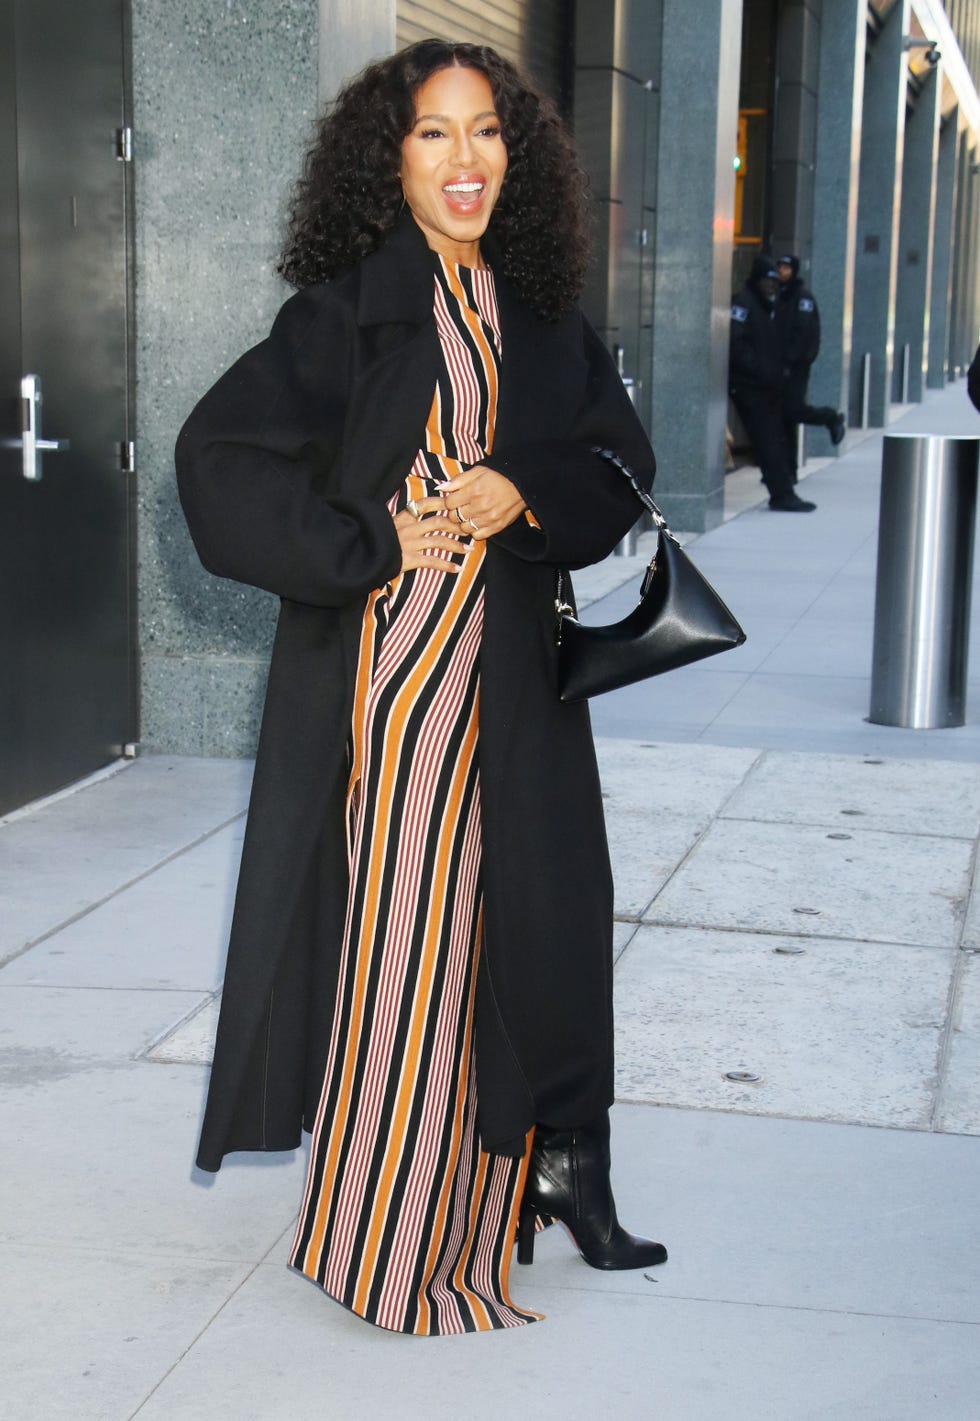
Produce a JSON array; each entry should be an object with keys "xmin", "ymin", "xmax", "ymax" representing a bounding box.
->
[{"xmin": 555, "ymin": 450, "xmax": 746, "ymax": 702}]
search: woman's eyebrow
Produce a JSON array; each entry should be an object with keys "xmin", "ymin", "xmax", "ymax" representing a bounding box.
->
[{"xmin": 413, "ymin": 110, "xmax": 499, "ymax": 124}]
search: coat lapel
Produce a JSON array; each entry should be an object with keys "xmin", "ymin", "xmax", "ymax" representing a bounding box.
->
[
  {"xmin": 338, "ymin": 214, "xmax": 440, "ymax": 501},
  {"xmin": 491, "ymin": 267, "xmax": 588, "ymax": 449}
]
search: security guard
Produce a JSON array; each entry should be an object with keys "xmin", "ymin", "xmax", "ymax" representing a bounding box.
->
[
  {"xmin": 776, "ymin": 254, "xmax": 845, "ymax": 475},
  {"xmin": 730, "ymin": 254, "xmax": 814, "ymax": 512}
]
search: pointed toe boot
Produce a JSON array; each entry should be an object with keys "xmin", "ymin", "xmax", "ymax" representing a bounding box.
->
[{"xmin": 517, "ymin": 1114, "xmax": 667, "ymax": 1270}]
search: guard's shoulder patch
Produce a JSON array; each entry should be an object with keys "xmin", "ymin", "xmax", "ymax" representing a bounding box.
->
[
  {"xmin": 799, "ymin": 297, "xmax": 815, "ymax": 312},
  {"xmin": 731, "ymin": 304, "xmax": 749, "ymax": 323}
]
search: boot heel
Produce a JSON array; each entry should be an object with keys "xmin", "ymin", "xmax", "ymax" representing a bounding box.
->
[{"xmin": 516, "ymin": 1200, "xmax": 536, "ymax": 1265}]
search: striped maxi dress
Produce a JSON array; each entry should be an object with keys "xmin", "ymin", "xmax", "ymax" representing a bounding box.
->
[{"xmin": 289, "ymin": 254, "xmax": 542, "ymax": 1335}]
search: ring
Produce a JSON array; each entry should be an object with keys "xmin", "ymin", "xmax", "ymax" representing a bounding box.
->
[
  {"xmin": 467, "ymin": 517, "xmax": 480, "ymax": 531},
  {"xmin": 455, "ymin": 507, "xmax": 466, "ymax": 524},
  {"xmin": 406, "ymin": 498, "xmax": 422, "ymax": 520}
]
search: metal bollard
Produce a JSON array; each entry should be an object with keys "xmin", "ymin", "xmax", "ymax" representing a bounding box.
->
[{"xmin": 869, "ymin": 434, "xmax": 979, "ymax": 728}]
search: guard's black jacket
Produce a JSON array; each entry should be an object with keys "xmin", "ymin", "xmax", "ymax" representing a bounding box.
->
[
  {"xmin": 777, "ymin": 275, "xmax": 821, "ymax": 371},
  {"xmin": 175, "ymin": 213, "xmax": 656, "ymax": 1171},
  {"xmin": 729, "ymin": 256, "xmax": 783, "ymax": 393}
]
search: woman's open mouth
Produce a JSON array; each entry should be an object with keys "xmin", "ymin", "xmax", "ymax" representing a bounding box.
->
[{"xmin": 442, "ymin": 179, "xmax": 486, "ymax": 214}]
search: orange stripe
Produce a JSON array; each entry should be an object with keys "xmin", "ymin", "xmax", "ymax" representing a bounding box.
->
[{"xmin": 352, "ymin": 689, "xmax": 480, "ymax": 1313}]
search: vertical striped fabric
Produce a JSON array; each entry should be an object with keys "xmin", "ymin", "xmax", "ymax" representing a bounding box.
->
[{"xmin": 289, "ymin": 256, "xmax": 541, "ymax": 1335}]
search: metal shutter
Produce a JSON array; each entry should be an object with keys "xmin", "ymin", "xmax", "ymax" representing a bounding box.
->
[{"xmin": 396, "ymin": 0, "xmax": 570, "ymax": 104}]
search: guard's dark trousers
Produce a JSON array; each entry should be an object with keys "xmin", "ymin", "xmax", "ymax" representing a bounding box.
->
[
  {"xmin": 783, "ymin": 367, "xmax": 839, "ymax": 477},
  {"xmin": 732, "ymin": 387, "xmax": 795, "ymax": 500}
]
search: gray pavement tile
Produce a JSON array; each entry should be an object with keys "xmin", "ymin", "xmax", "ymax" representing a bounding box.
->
[
  {"xmin": 2, "ymin": 820, "xmax": 244, "ymax": 991},
  {"xmin": 646, "ymin": 818, "xmax": 972, "ymax": 947},
  {"xmin": 757, "ymin": 615, "xmax": 875, "ymax": 677},
  {"xmin": 149, "ymin": 994, "xmax": 221, "ymax": 1064},
  {"xmin": 962, "ymin": 859, "xmax": 980, "ymax": 949},
  {"xmin": 708, "ymin": 669, "xmax": 875, "ymax": 729},
  {"xmin": 803, "ymin": 576, "xmax": 880, "ymax": 621},
  {"xmin": 690, "ymin": 719, "xmax": 980, "ymax": 762},
  {"xmin": 0, "ymin": 983, "xmax": 208, "ymax": 1072},
  {"xmin": 939, "ymin": 955, "xmax": 980, "ymax": 1134},
  {"xmin": 541, "ymin": 1105, "xmax": 980, "ymax": 1323},
  {"xmin": 589, "ymin": 666, "xmax": 749, "ymax": 740},
  {"xmin": 0, "ymin": 1064, "xmax": 306, "ymax": 1259},
  {"xmin": 126, "ymin": 1251, "xmax": 980, "ymax": 1421},
  {"xmin": 608, "ymin": 816, "xmax": 706, "ymax": 917},
  {"xmin": 599, "ymin": 742, "xmax": 762, "ymax": 915},
  {"xmin": 0, "ymin": 755, "xmax": 251, "ymax": 965},
  {"xmin": 713, "ymin": 616, "xmax": 799, "ymax": 673},
  {"xmin": 690, "ymin": 576, "xmax": 834, "ymax": 621},
  {"xmin": 612, "ymin": 926, "xmax": 952, "ymax": 1128},
  {"xmin": 721, "ymin": 750, "xmax": 980, "ymax": 839},
  {"xmin": 596, "ymin": 739, "xmax": 759, "ymax": 820},
  {"xmin": 702, "ymin": 506, "xmax": 872, "ymax": 558},
  {"xmin": 1, "ymin": 1244, "xmax": 252, "ymax": 1421},
  {"xmin": 612, "ymin": 920, "xmax": 638, "ymax": 963}
]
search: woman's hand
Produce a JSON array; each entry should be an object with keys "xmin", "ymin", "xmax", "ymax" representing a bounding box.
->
[
  {"xmin": 439, "ymin": 465, "xmax": 527, "ymax": 540},
  {"xmin": 392, "ymin": 497, "xmax": 471, "ymax": 574}
]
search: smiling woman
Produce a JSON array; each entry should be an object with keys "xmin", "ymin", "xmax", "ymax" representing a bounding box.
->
[
  {"xmin": 175, "ymin": 37, "xmax": 665, "ymax": 1338},
  {"xmin": 399, "ymin": 66, "xmax": 509, "ymax": 266}
]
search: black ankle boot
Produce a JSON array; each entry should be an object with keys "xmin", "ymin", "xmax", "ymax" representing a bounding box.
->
[{"xmin": 517, "ymin": 1113, "xmax": 667, "ymax": 1270}]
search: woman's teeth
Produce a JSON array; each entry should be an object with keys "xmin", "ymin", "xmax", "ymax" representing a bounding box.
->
[{"xmin": 444, "ymin": 182, "xmax": 483, "ymax": 195}]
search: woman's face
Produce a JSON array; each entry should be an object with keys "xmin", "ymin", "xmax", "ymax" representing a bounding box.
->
[{"xmin": 400, "ymin": 64, "xmax": 508, "ymax": 266}]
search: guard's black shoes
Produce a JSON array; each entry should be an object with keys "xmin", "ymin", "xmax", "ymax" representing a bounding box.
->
[
  {"xmin": 829, "ymin": 411, "xmax": 846, "ymax": 445},
  {"xmin": 770, "ymin": 491, "xmax": 816, "ymax": 512}
]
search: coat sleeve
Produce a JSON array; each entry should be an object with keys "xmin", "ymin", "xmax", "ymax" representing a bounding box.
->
[
  {"xmin": 174, "ymin": 287, "xmax": 403, "ymax": 607},
  {"xmin": 485, "ymin": 316, "xmax": 656, "ymax": 569}
]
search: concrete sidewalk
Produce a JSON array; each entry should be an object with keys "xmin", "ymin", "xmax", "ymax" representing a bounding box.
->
[{"xmin": 2, "ymin": 382, "xmax": 980, "ymax": 1420}]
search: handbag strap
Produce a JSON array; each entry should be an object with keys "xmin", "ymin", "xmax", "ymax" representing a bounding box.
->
[
  {"xmin": 590, "ymin": 446, "xmax": 673, "ymax": 533},
  {"xmin": 555, "ymin": 448, "xmax": 671, "ymax": 633}
]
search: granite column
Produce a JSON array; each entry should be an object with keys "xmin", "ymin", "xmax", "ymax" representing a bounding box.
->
[
  {"xmin": 893, "ymin": 65, "xmax": 941, "ymax": 403},
  {"xmin": 927, "ymin": 108, "xmax": 959, "ymax": 388},
  {"xmin": 807, "ymin": 0, "xmax": 865, "ymax": 435},
  {"xmin": 649, "ymin": 0, "xmax": 742, "ymax": 532},
  {"xmin": 849, "ymin": 0, "xmax": 909, "ymax": 426}
]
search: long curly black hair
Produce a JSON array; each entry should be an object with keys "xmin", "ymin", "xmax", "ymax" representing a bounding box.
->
[{"xmin": 278, "ymin": 39, "xmax": 591, "ymax": 321}]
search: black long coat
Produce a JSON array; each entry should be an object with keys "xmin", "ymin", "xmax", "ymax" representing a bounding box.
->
[{"xmin": 175, "ymin": 215, "xmax": 656, "ymax": 1172}]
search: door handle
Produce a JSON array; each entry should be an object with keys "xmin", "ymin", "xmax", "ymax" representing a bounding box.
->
[{"xmin": 15, "ymin": 374, "xmax": 70, "ymax": 481}]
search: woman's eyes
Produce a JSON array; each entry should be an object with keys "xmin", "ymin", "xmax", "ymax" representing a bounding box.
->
[{"xmin": 417, "ymin": 125, "xmax": 502, "ymax": 140}]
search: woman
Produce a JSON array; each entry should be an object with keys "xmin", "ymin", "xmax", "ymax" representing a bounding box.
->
[{"xmin": 176, "ymin": 39, "xmax": 665, "ymax": 1336}]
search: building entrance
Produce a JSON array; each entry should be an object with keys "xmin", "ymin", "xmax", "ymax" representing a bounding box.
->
[{"xmin": 0, "ymin": 0, "xmax": 135, "ymax": 815}]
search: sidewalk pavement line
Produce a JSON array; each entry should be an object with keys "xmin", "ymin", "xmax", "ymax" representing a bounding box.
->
[
  {"xmin": 717, "ymin": 812, "xmax": 977, "ymax": 843},
  {"xmin": 632, "ymin": 911, "xmax": 959, "ymax": 950},
  {"xmin": 125, "ymin": 1257, "xmax": 267, "ymax": 1421},
  {"xmin": 930, "ymin": 833, "xmax": 980, "ymax": 1130},
  {"xmin": 530, "ymin": 1278, "xmax": 980, "ymax": 1329},
  {"xmin": 613, "ymin": 1092, "xmax": 953, "ymax": 1135},
  {"xmin": 625, "ymin": 748, "xmax": 766, "ymax": 924},
  {"xmin": 930, "ymin": 949, "xmax": 970, "ymax": 1133},
  {"xmin": 0, "ymin": 756, "xmax": 132, "ymax": 826},
  {"xmin": 3, "ymin": 807, "xmax": 247, "ymax": 968},
  {"xmin": 139, "ymin": 990, "xmax": 220, "ymax": 1062}
]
